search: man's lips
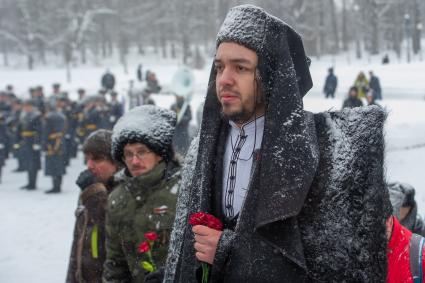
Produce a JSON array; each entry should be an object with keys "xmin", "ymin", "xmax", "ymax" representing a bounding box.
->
[
  {"xmin": 220, "ymin": 92, "xmax": 238, "ymax": 102},
  {"xmin": 131, "ymin": 166, "xmax": 145, "ymax": 172}
]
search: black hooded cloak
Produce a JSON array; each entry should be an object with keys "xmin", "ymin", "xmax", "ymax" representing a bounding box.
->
[{"xmin": 165, "ymin": 5, "xmax": 390, "ymax": 283}]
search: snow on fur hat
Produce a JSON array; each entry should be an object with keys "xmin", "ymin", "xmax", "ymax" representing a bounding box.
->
[
  {"xmin": 216, "ymin": 4, "xmax": 312, "ymax": 97},
  {"xmin": 111, "ymin": 105, "xmax": 176, "ymax": 163}
]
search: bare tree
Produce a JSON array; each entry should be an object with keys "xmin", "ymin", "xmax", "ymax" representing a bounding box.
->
[{"xmin": 0, "ymin": 0, "xmax": 423, "ymax": 67}]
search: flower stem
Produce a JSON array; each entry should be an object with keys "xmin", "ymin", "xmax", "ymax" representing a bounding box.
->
[
  {"xmin": 147, "ymin": 250, "xmax": 156, "ymax": 271},
  {"xmin": 201, "ymin": 262, "xmax": 209, "ymax": 283}
]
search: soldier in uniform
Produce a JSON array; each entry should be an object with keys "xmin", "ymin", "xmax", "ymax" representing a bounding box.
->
[
  {"xmin": 7, "ymin": 98, "xmax": 25, "ymax": 172},
  {"xmin": 5, "ymin": 85, "xmax": 16, "ymax": 98},
  {"xmin": 0, "ymin": 108, "xmax": 9, "ymax": 183},
  {"xmin": 33, "ymin": 86, "xmax": 46, "ymax": 114},
  {"xmin": 75, "ymin": 92, "xmax": 87, "ymax": 146},
  {"xmin": 44, "ymin": 98, "xmax": 67, "ymax": 194},
  {"xmin": 56, "ymin": 96, "xmax": 73, "ymax": 166},
  {"xmin": 15, "ymin": 99, "xmax": 42, "ymax": 190},
  {"xmin": 108, "ymin": 91, "xmax": 123, "ymax": 129},
  {"xmin": 63, "ymin": 98, "xmax": 79, "ymax": 162},
  {"xmin": 0, "ymin": 91, "xmax": 12, "ymax": 113},
  {"xmin": 0, "ymin": 92, "xmax": 11, "ymax": 161},
  {"xmin": 82, "ymin": 96, "xmax": 102, "ymax": 141},
  {"xmin": 96, "ymin": 96, "xmax": 110, "ymax": 130},
  {"xmin": 47, "ymin": 83, "xmax": 62, "ymax": 110},
  {"xmin": 77, "ymin": 88, "xmax": 86, "ymax": 101}
]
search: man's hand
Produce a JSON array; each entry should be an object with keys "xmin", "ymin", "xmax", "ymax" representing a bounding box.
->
[{"xmin": 192, "ymin": 225, "xmax": 223, "ymax": 265}]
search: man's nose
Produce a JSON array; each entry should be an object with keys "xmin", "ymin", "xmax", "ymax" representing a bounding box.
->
[
  {"xmin": 217, "ymin": 67, "xmax": 234, "ymax": 87},
  {"xmin": 87, "ymin": 159, "xmax": 95, "ymax": 170},
  {"xmin": 130, "ymin": 157, "xmax": 141, "ymax": 166}
]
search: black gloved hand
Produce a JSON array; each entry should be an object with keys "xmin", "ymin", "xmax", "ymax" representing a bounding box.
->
[
  {"xmin": 144, "ymin": 267, "xmax": 164, "ymax": 283},
  {"xmin": 76, "ymin": 169, "xmax": 98, "ymax": 190}
]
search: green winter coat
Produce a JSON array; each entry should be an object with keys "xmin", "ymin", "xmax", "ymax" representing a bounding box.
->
[{"xmin": 103, "ymin": 161, "xmax": 180, "ymax": 283}]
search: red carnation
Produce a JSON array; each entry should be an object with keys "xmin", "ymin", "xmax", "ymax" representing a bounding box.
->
[
  {"xmin": 138, "ymin": 241, "xmax": 150, "ymax": 253},
  {"xmin": 189, "ymin": 212, "xmax": 223, "ymax": 231},
  {"xmin": 144, "ymin": 231, "xmax": 158, "ymax": 241},
  {"xmin": 189, "ymin": 212, "xmax": 223, "ymax": 283}
]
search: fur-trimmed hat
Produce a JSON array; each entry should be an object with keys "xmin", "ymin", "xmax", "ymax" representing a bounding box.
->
[
  {"xmin": 111, "ymin": 105, "xmax": 176, "ymax": 163},
  {"xmin": 83, "ymin": 129, "xmax": 114, "ymax": 162}
]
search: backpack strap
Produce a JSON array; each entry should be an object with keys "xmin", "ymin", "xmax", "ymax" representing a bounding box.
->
[{"xmin": 410, "ymin": 233, "xmax": 425, "ymax": 283}]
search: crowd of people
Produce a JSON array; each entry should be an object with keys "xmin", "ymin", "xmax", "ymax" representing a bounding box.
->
[
  {"xmin": 323, "ymin": 68, "xmax": 383, "ymax": 109},
  {"xmin": 0, "ymin": 83, "xmax": 123, "ymax": 192},
  {"xmin": 0, "ymin": 64, "xmax": 195, "ymax": 195},
  {"xmin": 1, "ymin": 4, "xmax": 424, "ymax": 283}
]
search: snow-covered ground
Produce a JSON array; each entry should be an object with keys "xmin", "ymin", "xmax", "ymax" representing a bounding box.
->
[{"xmin": 0, "ymin": 54, "xmax": 424, "ymax": 282}]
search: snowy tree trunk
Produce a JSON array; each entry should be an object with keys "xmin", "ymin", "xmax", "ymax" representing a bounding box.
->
[
  {"xmin": 391, "ymin": 3, "xmax": 403, "ymax": 59},
  {"xmin": 137, "ymin": 27, "xmax": 144, "ymax": 55},
  {"xmin": 107, "ymin": 39, "xmax": 113, "ymax": 57},
  {"xmin": 119, "ymin": 44, "xmax": 128, "ymax": 75},
  {"xmin": 412, "ymin": 0, "xmax": 422, "ymax": 55},
  {"xmin": 342, "ymin": 0, "xmax": 348, "ymax": 51},
  {"xmin": 64, "ymin": 43, "xmax": 72, "ymax": 82},
  {"xmin": 329, "ymin": 0, "xmax": 339, "ymax": 54},
  {"xmin": 118, "ymin": 30, "xmax": 128, "ymax": 74},
  {"xmin": 27, "ymin": 54, "xmax": 33, "ymax": 70},
  {"xmin": 216, "ymin": 0, "xmax": 230, "ymax": 30},
  {"xmin": 80, "ymin": 41, "xmax": 86, "ymax": 64},
  {"xmin": 2, "ymin": 43, "xmax": 8, "ymax": 67},
  {"xmin": 171, "ymin": 42, "xmax": 176, "ymax": 59},
  {"xmin": 66, "ymin": 62, "xmax": 71, "ymax": 82},
  {"xmin": 369, "ymin": 0, "xmax": 379, "ymax": 55},
  {"xmin": 160, "ymin": 25, "xmax": 167, "ymax": 59},
  {"xmin": 153, "ymin": 27, "xmax": 159, "ymax": 55},
  {"xmin": 316, "ymin": 1, "xmax": 325, "ymax": 58},
  {"xmin": 182, "ymin": 33, "xmax": 190, "ymax": 65},
  {"xmin": 101, "ymin": 19, "xmax": 107, "ymax": 58},
  {"xmin": 37, "ymin": 40, "xmax": 46, "ymax": 65}
]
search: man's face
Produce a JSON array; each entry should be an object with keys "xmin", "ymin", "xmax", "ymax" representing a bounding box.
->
[
  {"xmin": 215, "ymin": 42, "xmax": 264, "ymax": 125},
  {"xmin": 86, "ymin": 154, "xmax": 117, "ymax": 183},
  {"xmin": 12, "ymin": 103, "xmax": 21, "ymax": 111},
  {"xmin": 56, "ymin": 100, "xmax": 66, "ymax": 109},
  {"xmin": 123, "ymin": 143, "xmax": 162, "ymax": 177},
  {"xmin": 23, "ymin": 104, "xmax": 33, "ymax": 113}
]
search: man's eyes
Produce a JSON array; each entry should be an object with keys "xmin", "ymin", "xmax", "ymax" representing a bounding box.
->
[
  {"xmin": 215, "ymin": 64, "xmax": 251, "ymax": 73},
  {"xmin": 215, "ymin": 64, "xmax": 224, "ymax": 72},
  {"xmin": 237, "ymin": 65, "xmax": 249, "ymax": 72}
]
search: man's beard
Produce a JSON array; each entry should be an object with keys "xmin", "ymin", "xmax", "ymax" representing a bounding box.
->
[{"xmin": 221, "ymin": 105, "xmax": 254, "ymax": 124}]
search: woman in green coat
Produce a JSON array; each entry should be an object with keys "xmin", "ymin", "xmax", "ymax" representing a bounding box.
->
[{"xmin": 103, "ymin": 105, "xmax": 180, "ymax": 283}]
